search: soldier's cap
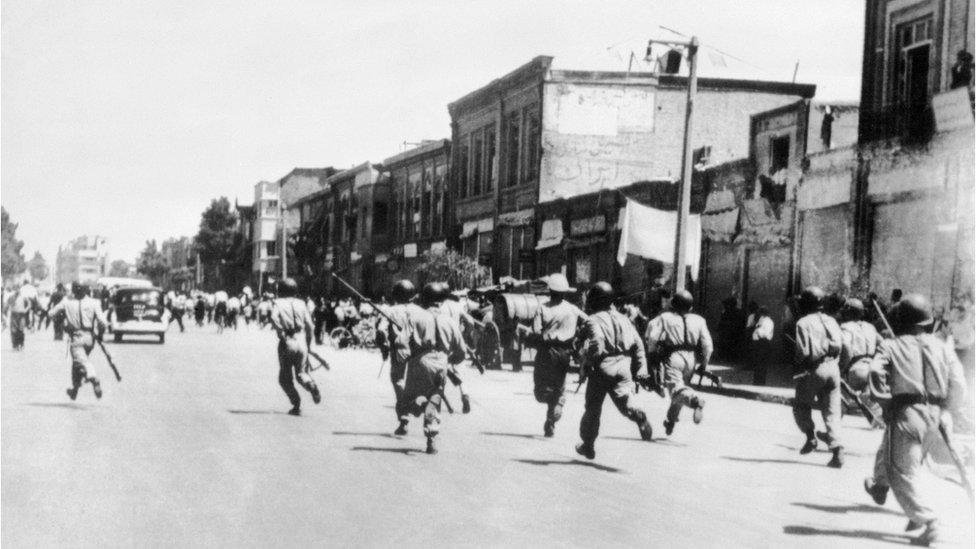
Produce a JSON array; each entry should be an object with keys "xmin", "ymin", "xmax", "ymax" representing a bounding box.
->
[{"xmin": 546, "ymin": 273, "xmax": 575, "ymax": 294}]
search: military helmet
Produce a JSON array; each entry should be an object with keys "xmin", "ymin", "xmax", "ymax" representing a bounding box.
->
[
  {"xmin": 71, "ymin": 282, "xmax": 89, "ymax": 298},
  {"xmin": 277, "ymin": 278, "xmax": 298, "ymax": 297},
  {"xmin": 435, "ymin": 281, "xmax": 452, "ymax": 301},
  {"xmin": 671, "ymin": 289, "xmax": 694, "ymax": 313},
  {"xmin": 798, "ymin": 286, "xmax": 827, "ymax": 314},
  {"xmin": 892, "ymin": 293, "xmax": 933, "ymax": 328},
  {"xmin": 586, "ymin": 281, "xmax": 614, "ymax": 312},
  {"xmin": 840, "ymin": 298, "xmax": 865, "ymax": 321},
  {"xmin": 391, "ymin": 280, "xmax": 416, "ymax": 303},
  {"xmin": 420, "ymin": 282, "xmax": 441, "ymax": 306}
]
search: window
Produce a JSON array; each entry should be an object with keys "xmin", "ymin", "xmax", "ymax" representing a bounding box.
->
[
  {"xmin": 770, "ymin": 135, "xmax": 790, "ymax": 173},
  {"xmin": 265, "ymin": 241, "xmax": 277, "ymax": 257},
  {"xmin": 409, "ymin": 168, "xmax": 422, "ymax": 238},
  {"xmin": 485, "ymin": 127, "xmax": 496, "ymax": 191},
  {"xmin": 422, "ymin": 162, "xmax": 432, "ymax": 236},
  {"xmin": 505, "ymin": 113, "xmax": 521, "ymax": 187},
  {"xmin": 264, "ymin": 200, "xmax": 278, "ymax": 217},
  {"xmin": 472, "ymin": 132, "xmax": 484, "ymax": 196},
  {"xmin": 892, "ymin": 16, "xmax": 933, "ymax": 107},
  {"xmin": 457, "ymin": 140, "xmax": 470, "ymax": 199},
  {"xmin": 433, "ymin": 161, "xmax": 446, "ymax": 236},
  {"xmin": 523, "ymin": 109, "xmax": 541, "ymax": 182}
]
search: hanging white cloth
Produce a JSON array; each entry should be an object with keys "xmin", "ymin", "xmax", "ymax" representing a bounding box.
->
[{"xmin": 616, "ymin": 198, "xmax": 701, "ymax": 280}]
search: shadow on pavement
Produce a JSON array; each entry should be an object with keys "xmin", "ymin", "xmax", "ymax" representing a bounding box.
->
[
  {"xmin": 350, "ymin": 446, "xmax": 421, "ymax": 455},
  {"xmin": 791, "ymin": 502, "xmax": 902, "ymax": 516},
  {"xmin": 783, "ymin": 525, "xmax": 910, "ymax": 544},
  {"xmin": 773, "ymin": 443, "xmax": 872, "ymax": 459},
  {"xmin": 481, "ymin": 431, "xmax": 540, "ymax": 440},
  {"xmin": 24, "ymin": 402, "xmax": 93, "ymax": 411},
  {"xmin": 514, "ymin": 458, "xmax": 623, "ymax": 474},
  {"xmin": 332, "ymin": 431, "xmax": 398, "ymax": 439},
  {"xmin": 227, "ymin": 409, "xmax": 289, "ymax": 415},
  {"xmin": 721, "ymin": 456, "xmax": 826, "ymax": 468},
  {"xmin": 603, "ymin": 436, "xmax": 687, "ymax": 447}
]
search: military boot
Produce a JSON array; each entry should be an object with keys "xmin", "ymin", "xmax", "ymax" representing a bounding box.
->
[
  {"xmin": 638, "ymin": 417, "xmax": 654, "ymax": 441},
  {"xmin": 863, "ymin": 477, "xmax": 888, "ymax": 505},
  {"xmin": 66, "ymin": 387, "xmax": 78, "ymax": 401},
  {"xmin": 90, "ymin": 378, "xmax": 102, "ymax": 399},
  {"xmin": 911, "ymin": 520, "xmax": 939, "ymax": 547},
  {"xmin": 827, "ymin": 447, "xmax": 844, "ymax": 468},
  {"xmin": 543, "ymin": 419, "xmax": 555, "ymax": 438},
  {"xmin": 394, "ymin": 420, "xmax": 408, "ymax": 436},
  {"xmin": 426, "ymin": 436, "xmax": 438, "ymax": 455},
  {"xmin": 693, "ymin": 399, "xmax": 705, "ymax": 424},
  {"xmin": 575, "ymin": 442, "xmax": 596, "ymax": 460},
  {"xmin": 461, "ymin": 394, "xmax": 471, "ymax": 414}
]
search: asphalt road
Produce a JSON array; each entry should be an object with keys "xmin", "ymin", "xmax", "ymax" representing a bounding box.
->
[{"xmin": 2, "ymin": 323, "xmax": 973, "ymax": 548}]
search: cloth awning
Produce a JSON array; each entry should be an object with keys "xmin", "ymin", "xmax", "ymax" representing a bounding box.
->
[
  {"xmin": 701, "ymin": 208, "xmax": 740, "ymax": 243},
  {"xmin": 497, "ymin": 209, "xmax": 534, "ymax": 227},
  {"xmin": 460, "ymin": 221, "xmax": 479, "ymax": 238},
  {"xmin": 535, "ymin": 219, "xmax": 564, "ymax": 250}
]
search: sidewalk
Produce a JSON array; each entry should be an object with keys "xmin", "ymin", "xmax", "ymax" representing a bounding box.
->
[{"xmin": 695, "ymin": 362, "xmax": 796, "ymax": 406}]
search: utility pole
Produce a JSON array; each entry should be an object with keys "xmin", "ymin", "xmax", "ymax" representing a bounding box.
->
[
  {"xmin": 656, "ymin": 36, "xmax": 699, "ymax": 293},
  {"xmin": 279, "ymin": 195, "xmax": 288, "ymax": 279}
]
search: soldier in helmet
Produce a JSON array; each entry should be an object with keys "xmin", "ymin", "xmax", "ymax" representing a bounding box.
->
[
  {"xmin": 47, "ymin": 283, "xmax": 108, "ymax": 400},
  {"xmin": 575, "ymin": 282, "xmax": 654, "ymax": 460},
  {"xmin": 379, "ymin": 279, "xmax": 426, "ymax": 435},
  {"xmin": 269, "ymin": 278, "xmax": 322, "ymax": 416},
  {"xmin": 434, "ymin": 282, "xmax": 472, "ymax": 414},
  {"xmin": 864, "ymin": 294, "xmax": 967, "ymax": 546},
  {"xmin": 792, "ymin": 286, "xmax": 845, "ymax": 467},
  {"xmin": 522, "ymin": 273, "xmax": 587, "ymax": 437},
  {"xmin": 391, "ymin": 282, "xmax": 467, "ymax": 454},
  {"xmin": 839, "ymin": 298, "xmax": 884, "ymax": 423},
  {"xmin": 645, "ymin": 289, "xmax": 713, "ymax": 436}
]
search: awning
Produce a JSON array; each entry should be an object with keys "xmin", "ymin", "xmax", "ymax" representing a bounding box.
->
[
  {"xmin": 535, "ymin": 219, "xmax": 564, "ymax": 250},
  {"xmin": 477, "ymin": 218, "xmax": 494, "ymax": 233},
  {"xmin": 497, "ymin": 209, "xmax": 534, "ymax": 227},
  {"xmin": 460, "ymin": 221, "xmax": 479, "ymax": 238},
  {"xmin": 403, "ymin": 243, "xmax": 418, "ymax": 258},
  {"xmin": 564, "ymin": 235, "xmax": 605, "ymax": 249},
  {"xmin": 701, "ymin": 208, "xmax": 740, "ymax": 242}
]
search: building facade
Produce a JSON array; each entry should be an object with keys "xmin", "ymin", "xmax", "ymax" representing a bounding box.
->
[
  {"xmin": 56, "ymin": 235, "xmax": 109, "ymax": 285},
  {"xmin": 251, "ymin": 180, "xmax": 282, "ymax": 286},
  {"xmin": 384, "ymin": 139, "xmax": 452, "ymax": 285}
]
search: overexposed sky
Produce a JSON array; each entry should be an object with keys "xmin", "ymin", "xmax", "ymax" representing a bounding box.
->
[{"xmin": 1, "ymin": 0, "xmax": 864, "ymax": 264}]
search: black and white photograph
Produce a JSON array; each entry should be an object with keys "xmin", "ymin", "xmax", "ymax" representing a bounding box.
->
[{"xmin": 1, "ymin": 1, "xmax": 974, "ymax": 546}]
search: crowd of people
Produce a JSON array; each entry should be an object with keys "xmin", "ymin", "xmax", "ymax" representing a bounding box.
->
[{"xmin": 3, "ymin": 271, "xmax": 971, "ymax": 547}]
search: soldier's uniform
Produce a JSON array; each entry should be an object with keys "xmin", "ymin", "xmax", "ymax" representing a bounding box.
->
[
  {"xmin": 49, "ymin": 291, "xmax": 108, "ymax": 399},
  {"xmin": 269, "ymin": 293, "xmax": 321, "ymax": 415},
  {"xmin": 577, "ymin": 307, "xmax": 653, "ymax": 457},
  {"xmin": 436, "ymin": 288, "xmax": 472, "ymax": 413},
  {"xmin": 381, "ymin": 301, "xmax": 427, "ymax": 432},
  {"xmin": 528, "ymin": 298, "xmax": 586, "ymax": 436},
  {"xmin": 869, "ymin": 329, "xmax": 967, "ymax": 545},
  {"xmin": 841, "ymin": 319, "xmax": 883, "ymax": 391},
  {"xmin": 793, "ymin": 310, "xmax": 844, "ymax": 462},
  {"xmin": 393, "ymin": 299, "xmax": 466, "ymax": 454},
  {"xmin": 645, "ymin": 310, "xmax": 712, "ymax": 433}
]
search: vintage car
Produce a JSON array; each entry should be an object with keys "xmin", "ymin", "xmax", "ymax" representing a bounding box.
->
[{"xmin": 109, "ymin": 286, "xmax": 168, "ymax": 343}]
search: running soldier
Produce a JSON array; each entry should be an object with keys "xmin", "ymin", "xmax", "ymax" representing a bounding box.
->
[
  {"xmin": 392, "ymin": 282, "xmax": 467, "ymax": 454},
  {"xmin": 522, "ymin": 274, "xmax": 586, "ymax": 437},
  {"xmin": 575, "ymin": 282, "xmax": 654, "ymax": 460},
  {"xmin": 839, "ymin": 298, "xmax": 884, "ymax": 426},
  {"xmin": 270, "ymin": 278, "xmax": 321, "ymax": 416},
  {"xmin": 379, "ymin": 280, "xmax": 426, "ymax": 435},
  {"xmin": 792, "ymin": 286, "xmax": 845, "ymax": 468},
  {"xmin": 48, "ymin": 283, "xmax": 108, "ymax": 400},
  {"xmin": 645, "ymin": 290, "xmax": 711, "ymax": 436},
  {"xmin": 863, "ymin": 294, "xmax": 967, "ymax": 546},
  {"xmin": 435, "ymin": 282, "xmax": 472, "ymax": 414}
]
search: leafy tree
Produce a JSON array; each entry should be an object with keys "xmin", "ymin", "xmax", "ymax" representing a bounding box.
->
[
  {"xmin": 1, "ymin": 207, "xmax": 27, "ymax": 282},
  {"xmin": 27, "ymin": 251, "xmax": 48, "ymax": 282},
  {"xmin": 194, "ymin": 197, "xmax": 239, "ymax": 264},
  {"xmin": 109, "ymin": 259, "xmax": 132, "ymax": 277},
  {"xmin": 416, "ymin": 249, "xmax": 491, "ymax": 290},
  {"xmin": 136, "ymin": 240, "xmax": 169, "ymax": 286}
]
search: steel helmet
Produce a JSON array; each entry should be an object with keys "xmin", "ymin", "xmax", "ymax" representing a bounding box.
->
[
  {"xmin": 420, "ymin": 282, "xmax": 441, "ymax": 306},
  {"xmin": 71, "ymin": 282, "xmax": 89, "ymax": 298},
  {"xmin": 671, "ymin": 289, "xmax": 694, "ymax": 313},
  {"xmin": 391, "ymin": 280, "xmax": 416, "ymax": 303},
  {"xmin": 586, "ymin": 281, "xmax": 614, "ymax": 312},
  {"xmin": 840, "ymin": 298, "xmax": 865, "ymax": 321},
  {"xmin": 798, "ymin": 286, "xmax": 827, "ymax": 314},
  {"xmin": 892, "ymin": 293, "xmax": 933, "ymax": 328},
  {"xmin": 277, "ymin": 278, "xmax": 298, "ymax": 297}
]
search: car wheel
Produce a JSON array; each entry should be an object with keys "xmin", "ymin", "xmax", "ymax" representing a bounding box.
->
[
  {"xmin": 114, "ymin": 333, "xmax": 123, "ymax": 343},
  {"xmin": 158, "ymin": 333, "xmax": 165, "ymax": 344}
]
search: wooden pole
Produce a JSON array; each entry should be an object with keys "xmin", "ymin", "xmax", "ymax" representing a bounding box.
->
[{"xmin": 673, "ymin": 37, "xmax": 699, "ymax": 293}]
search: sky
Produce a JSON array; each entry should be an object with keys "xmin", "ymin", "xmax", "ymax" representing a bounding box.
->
[{"xmin": 1, "ymin": 0, "xmax": 864, "ymax": 266}]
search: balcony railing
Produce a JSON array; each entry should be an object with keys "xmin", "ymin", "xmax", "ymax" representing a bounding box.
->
[{"xmin": 859, "ymin": 102, "xmax": 935, "ymax": 143}]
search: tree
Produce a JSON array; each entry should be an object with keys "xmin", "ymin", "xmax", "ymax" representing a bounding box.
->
[
  {"xmin": 27, "ymin": 251, "xmax": 48, "ymax": 282},
  {"xmin": 1, "ymin": 207, "xmax": 27, "ymax": 282},
  {"xmin": 416, "ymin": 249, "xmax": 491, "ymax": 290},
  {"xmin": 109, "ymin": 259, "xmax": 132, "ymax": 277},
  {"xmin": 195, "ymin": 198, "xmax": 239, "ymax": 264},
  {"xmin": 136, "ymin": 240, "xmax": 169, "ymax": 286}
]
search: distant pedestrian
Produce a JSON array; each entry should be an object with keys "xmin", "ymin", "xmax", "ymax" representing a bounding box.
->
[
  {"xmin": 750, "ymin": 306, "xmax": 775, "ymax": 385},
  {"xmin": 7, "ymin": 284, "xmax": 33, "ymax": 350},
  {"xmin": 48, "ymin": 283, "xmax": 67, "ymax": 341}
]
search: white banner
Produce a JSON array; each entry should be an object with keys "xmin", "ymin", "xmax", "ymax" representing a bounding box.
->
[{"xmin": 616, "ymin": 198, "xmax": 701, "ymax": 280}]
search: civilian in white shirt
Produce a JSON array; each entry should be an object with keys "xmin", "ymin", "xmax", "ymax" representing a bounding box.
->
[{"xmin": 750, "ymin": 306, "xmax": 775, "ymax": 385}]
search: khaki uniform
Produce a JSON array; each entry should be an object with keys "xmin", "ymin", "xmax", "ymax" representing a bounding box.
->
[
  {"xmin": 382, "ymin": 302, "xmax": 426, "ymax": 423},
  {"xmin": 645, "ymin": 311, "xmax": 712, "ymax": 424},
  {"xmin": 793, "ymin": 312, "xmax": 843, "ymax": 449},
  {"xmin": 393, "ymin": 306, "xmax": 466, "ymax": 437},
  {"xmin": 529, "ymin": 300, "xmax": 586, "ymax": 426},
  {"xmin": 48, "ymin": 296, "xmax": 108, "ymax": 389},
  {"xmin": 840, "ymin": 320, "xmax": 883, "ymax": 390},
  {"xmin": 270, "ymin": 297, "xmax": 319, "ymax": 408},
  {"xmin": 871, "ymin": 334, "xmax": 967, "ymax": 524},
  {"xmin": 578, "ymin": 310, "xmax": 650, "ymax": 445},
  {"xmin": 437, "ymin": 301, "xmax": 471, "ymax": 391}
]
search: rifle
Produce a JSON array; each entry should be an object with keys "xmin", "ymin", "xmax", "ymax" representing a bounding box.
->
[
  {"xmin": 871, "ymin": 298, "xmax": 974, "ymax": 505},
  {"xmin": 330, "ymin": 272, "xmax": 401, "ymax": 331},
  {"xmin": 308, "ymin": 349, "xmax": 331, "ymax": 371},
  {"xmin": 95, "ymin": 337, "xmax": 122, "ymax": 382},
  {"xmin": 440, "ymin": 389, "xmax": 455, "ymax": 414}
]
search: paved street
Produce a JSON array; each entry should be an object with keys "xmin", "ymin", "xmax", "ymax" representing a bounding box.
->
[{"xmin": 2, "ymin": 324, "xmax": 973, "ymax": 548}]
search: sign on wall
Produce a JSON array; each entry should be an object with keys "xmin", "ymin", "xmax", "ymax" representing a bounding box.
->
[{"xmin": 570, "ymin": 215, "xmax": 606, "ymax": 236}]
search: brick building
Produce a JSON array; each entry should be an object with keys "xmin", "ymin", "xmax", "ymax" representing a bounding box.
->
[
  {"xmin": 384, "ymin": 139, "xmax": 452, "ymax": 285},
  {"xmin": 55, "ymin": 235, "xmax": 109, "ymax": 285}
]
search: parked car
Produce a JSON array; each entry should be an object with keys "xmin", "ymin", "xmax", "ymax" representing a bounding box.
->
[{"xmin": 109, "ymin": 286, "xmax": 168, "ymax": 343}]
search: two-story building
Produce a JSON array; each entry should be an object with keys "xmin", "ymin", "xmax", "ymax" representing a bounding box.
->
[{"xmin": 384, "ymin": 139, "xmax": 452, "ymax": 284}]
